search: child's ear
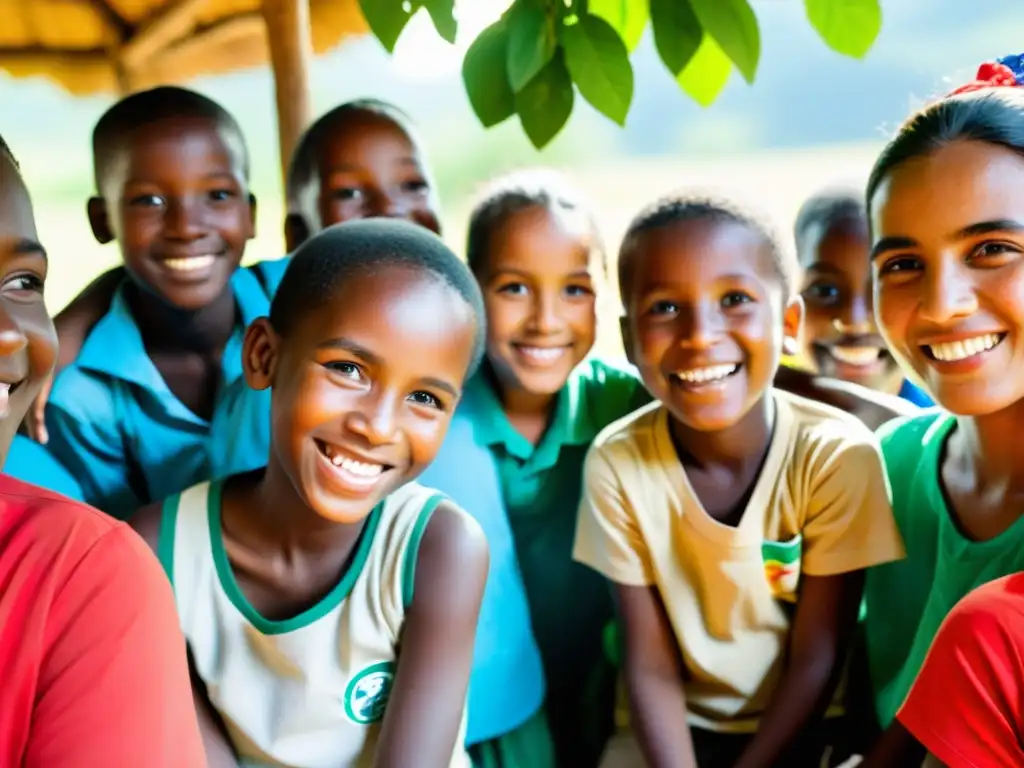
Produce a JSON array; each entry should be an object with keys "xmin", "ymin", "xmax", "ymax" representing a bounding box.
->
[
  {"xmin": 246, "ymin": 193, "xmax": 258, "ymax": 240},
  {"xmin": 243, "ymin": 317, "xmax": 280, "ymax": 391},
  {"xmin": 284, "ymin": 213, "xmax": 311, "ymax": 255},
  {"xmin": 619, "ymin": 315, "xmax": 636, "ymax": 366},
  {"xmin": 782, "ymin": 295, "xmax": 804, "ymax": 357},
  {"xmin": 86, "ymin": 197, "xmax": 113, "ymax": 245}
]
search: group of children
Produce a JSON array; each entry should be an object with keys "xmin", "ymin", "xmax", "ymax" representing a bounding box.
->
[{"xmin": 3, "ymin": 49, "xmax": 1024, "ymax": 768}]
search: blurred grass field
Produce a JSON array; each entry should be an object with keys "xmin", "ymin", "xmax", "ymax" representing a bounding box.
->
[{"xmin": 22, "ymin": 139, "xmax": 882, "ymax": 360}]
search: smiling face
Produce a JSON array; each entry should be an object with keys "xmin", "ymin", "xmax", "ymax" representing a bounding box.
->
[
  {"xmin": 476, "ymin": 204, "xmax": 598, "ymax": 400},
  {"xmin": 799, "ymin": 217, "xmax": 905, "ymax": 393},
  {"xmin": 871, "ymin": 139, "xmax": 1024, "ymax": 416},
  {"xmin": 623, "ymin": 218, "xmax": 801, "ymax": 433},
  {"xmin": 90, "ymin": 116, "xmax": 254, "ymax": 311},
  {"xmin": 246, "ymin": 265, "xmax": 477, "ymax": 524},
  {"xmin": 0, "ymin": 152, "xmax": 57, "ymax": 462},
  {"xmin": 289, "ymin": 111, "xmax": 441, "ymax": 248}
]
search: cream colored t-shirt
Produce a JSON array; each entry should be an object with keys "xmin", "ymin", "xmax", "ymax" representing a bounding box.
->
[{"xmin": 573, "ymin": 389, "xmax": 904, "ymax": 733}]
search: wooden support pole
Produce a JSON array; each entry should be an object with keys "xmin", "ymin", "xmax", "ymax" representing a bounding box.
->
[{"xmin": 261, "ymin": 0, "xmax": 312, "ymax": 193}]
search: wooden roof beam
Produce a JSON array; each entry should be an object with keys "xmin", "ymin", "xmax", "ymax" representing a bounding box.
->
[
  {"xmin": 119, "ymin": 0, "xmax": 209, "ymax": 72},
  {"xmin": 262, "ymin": 0, "xmax": 312, "ymax": 192}
]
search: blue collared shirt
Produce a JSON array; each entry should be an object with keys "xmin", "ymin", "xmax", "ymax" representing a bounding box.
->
[
  {"xmin": 418, "ymin": 407, "xmax": 546, "ymax": 744},
  {"xmin": 45, "ymin": 267, "xmax": 273, "ymax": 519},
  {"xmin": 4, "ymin": 434, "xmax": 84, "ymax": 501}
]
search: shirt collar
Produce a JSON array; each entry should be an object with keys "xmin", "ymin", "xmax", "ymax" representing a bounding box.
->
[
  {"xmin": 76, "ymin": 266, "xmax": 270, "ymax": 393},
  {"xmin": 459, "ymin": 362, "xmax": 601, "ymax": 463}
]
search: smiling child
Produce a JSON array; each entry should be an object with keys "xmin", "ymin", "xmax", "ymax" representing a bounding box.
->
[
  {"xmin": 42, "ymin": 86, "xmax": 270, "ymax": 518},
  {"xmin": 794, "ymin": 188, "xmax": 932, "ymax": 409},
  {"xmin": 575, "ymin": 195, "xmax": 904, "ymax": 768},
  {"xmin": 130, "ymin": 218, "xmax": 489, "ymax": 767},
  {"xmin": 860, "ymin": 55, "xmax": 1024, "ymax": 766},
  {"xmin": 0, "ymin": 133, "xmax": 204, "ymax": 766}
]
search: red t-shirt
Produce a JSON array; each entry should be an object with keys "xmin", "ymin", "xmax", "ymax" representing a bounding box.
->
[
  {"xmin": 898, "ymin": 572, "xmax": 1024, "ymax": 768},
  {"xmin": 0, "ymin": 476, "xmax": 205, "ymax": 766}
]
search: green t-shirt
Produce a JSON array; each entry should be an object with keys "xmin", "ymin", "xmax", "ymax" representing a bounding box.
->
[
  {"xmin": 463, "ymin": 357, "xmax": 648, "ymax": 759},
  {"xmin": 865, "ymin": 410, "xmax": 1024, "ymax": 727}
]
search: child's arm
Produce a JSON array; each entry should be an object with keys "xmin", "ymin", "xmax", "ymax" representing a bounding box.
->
[
  {"xmin": 773, "ymin": 366, "xmax": 917, "ymax": 430},
  {"xmin": 373, "ymin": 501, "xmax": 488, "ymax": 768},
  {"xmin": 131, "ymin": 503, "xmax": 241, "ymax": 768},
  {"xmin": 24, "ymin": 267, "xmax": 124, "ymax": 443},
  {"xmin": 733, "ymin": 571, "xmax": 865, "ymax": 768},
  {"xmin": 616, "ymin": 584, "xmax": 697, "ymax": 768},
  {"xmin": 574, "ymin": 446, "xmax": 696, "ymax": 766},
  {"xmin": 742, "ymin": 432, "xmax": 904, "ymax": 768}
]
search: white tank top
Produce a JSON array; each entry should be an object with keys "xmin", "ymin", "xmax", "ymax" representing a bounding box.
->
[{"xmin": 159, "ymin": 479, "xmax": 472, "ymax": 768}]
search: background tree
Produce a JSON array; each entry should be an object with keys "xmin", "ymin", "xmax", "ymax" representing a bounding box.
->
[{"xmin": 358, "ymin": 0, "xmax": 883, "ymax": 148}]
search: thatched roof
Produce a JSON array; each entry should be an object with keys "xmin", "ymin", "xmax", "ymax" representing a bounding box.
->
[{"xmin": 0, "ymin": 0, "xmax": 367, "ymax": 95}]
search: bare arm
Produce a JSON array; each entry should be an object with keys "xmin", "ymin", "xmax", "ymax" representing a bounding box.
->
[
  {"xmin": 25, "ymin": 267, "xmax": 124, "ymax": 443},
  {"xmin": 734, "ymin": 571, "xmax": 864, "ymax": 768},
  {"xmin": 131, "ymin": 502, "xmax": 240, "ymax": 768},
  {"xmin": 373, "ymin": 502, "xmax": 489, "ymax": 768},
  {"xmin": 616, "ymin": 583, "xmax": 696, "ymax": 768}
]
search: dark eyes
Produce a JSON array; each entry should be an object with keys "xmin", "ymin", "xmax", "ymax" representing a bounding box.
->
[
  {"xmin": 648, "ymin": 292, "xmax": 753, "ymax": 315},
  {"xmin": 323, "ymin": 361, "xmax": 443, "ymax": 410},
  {"xmin": 331, "ymin": 179, "xmax": 430, "ymax": 201},
  {"xmin": 495, "ymin": 282, "xmax": 593, "ymax": 297},
  {"xmin": 3, "ymin": 274, "xmax": 43, "ymax": 294},
  {"xmin": 802, "ymin": 282, "xmax": 841, "ymax": 305},
  {"xmin": 878, "ymin": 241, "xmax": 1022, "ymax": 277},
  {"xmin": 128, "ymin": 189, "xmax": 235, "ymax": 206}
]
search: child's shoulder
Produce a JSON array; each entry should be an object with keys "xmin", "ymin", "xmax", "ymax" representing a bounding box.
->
[
  {"xmin": 774, "ymin": 388, "xmax": 885, "ymax": 469},
  {"xmin": 875, "ymin": 407, "xmax": 949, "ymax": 453},
  {"xmin": 590, "ymin": 399, "xmax": 663, "ymax": 458}
]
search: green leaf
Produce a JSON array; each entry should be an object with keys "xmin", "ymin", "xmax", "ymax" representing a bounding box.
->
[
  {"xmin": 588, "ymin": 0, "xmax": 649, "ymax": 52},
  {"xmin": 358, "ymin": 0, "xmax": 413, "ymax": 53},
  {"xmin": 421, "ymin": 0, "xmax": 457, "ymax": 44},
  {"xmin": 506, "ymin": 0, "xmax": 557, "ymax": 92},
  {"xmin": 462, "ymin": 20, "xmax": 517, "ymax": 128},
  {"xmin": 676, "ymin": 35, "xmax": 732, "ymax": 107},
  {"xmin": 690, "ymin": 0, "xmax": 760, "ymax": 83},
  {"xmin": 561, "ymin": 14, "xmax": 634, "ymax": 125},
  {"xmin": 804, "ymin": 0, "xmax": 882, "ymax": 58},
  {"xmin": 515, "ymin": 53, "xmax": 575, "ymax": 149},
  {"xmin": 649, "ymin": 0, "xmax": 702, "ymax": 75}
]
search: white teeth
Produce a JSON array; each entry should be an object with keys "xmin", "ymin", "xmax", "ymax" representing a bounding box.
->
[
  {"xmin": 830, "ymin": 346, "xmax": 882, "ymax": 366},
  {"xmin": 322, "ymin": 444, "xmax": 384, "ymax": 478},
  {"xmin": 674, "ymin": 364, "xmax": 738, "ymax": 384},
  {"xmin": 926, "ymin": 333, "xmax": 1003, "ymax": 362},
  {"xmin": 518, "ymin": 346, "xmax": 566, "ymax": 363},
  {"xmin": 164, "ymin": 255, "xmax": 216, "ymax": 272}
]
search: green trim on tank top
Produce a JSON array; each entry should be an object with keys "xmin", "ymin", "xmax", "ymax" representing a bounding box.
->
[
  {"xmin": 157, "ymin": 492, "xmax": 180, "ymax": 582},
  {"xmin": 400, "ymin": 492, "xmax": 446, "ymax": 609},
  {"xmin": 207, "ymin": 478, "xmax": 385, "ymax": 635}
]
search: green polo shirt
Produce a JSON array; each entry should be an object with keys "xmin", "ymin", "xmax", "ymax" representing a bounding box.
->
[{"xmin": 464, "ymin": 357, "xmax": 649, "ymax": 763}]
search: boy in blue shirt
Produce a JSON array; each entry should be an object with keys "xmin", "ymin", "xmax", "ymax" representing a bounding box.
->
[{"xmin": 43, "ymin": 86, "xmax": 271, "ymax": 518}]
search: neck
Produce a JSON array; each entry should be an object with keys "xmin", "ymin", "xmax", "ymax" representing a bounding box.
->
[
  {"xmin": 241, "ymin": 459, "xmax": 366, "ymax": 557},
  {"xmin": 125, "ymin": 281, "xmax": 237, "ymax": 354},
  {"xmin": 486, "ymin": 363, "xmax": 558, "ymax": 422},
  {"xmin": 670, "ymin": 393, "xmax": 775, "ymax": 471},
  {"xmin": 952, "ymin": 399, "xmax": 1024, "ymax": 490}
]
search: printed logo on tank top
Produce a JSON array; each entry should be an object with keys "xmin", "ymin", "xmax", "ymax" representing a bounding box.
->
[{"xmin": 343, "ymin": 661, "xmax": 396, "ymax": 724}]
